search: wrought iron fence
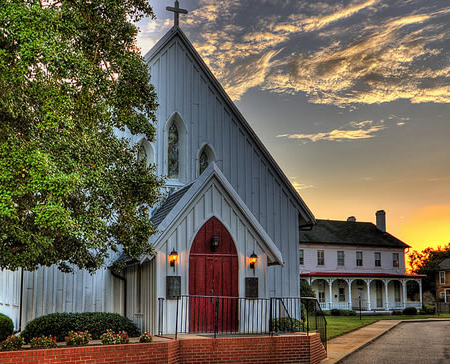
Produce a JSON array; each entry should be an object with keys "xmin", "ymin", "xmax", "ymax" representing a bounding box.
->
[{"xmin": 170, "ymin": 295, "xmax": 327, "ymax": 350}]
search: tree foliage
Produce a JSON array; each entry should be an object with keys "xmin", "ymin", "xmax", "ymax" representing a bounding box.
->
[
  {"xmin": 300, "ymin": 279, "xmax": 316, "ymax": 298},
  {"xmin": 0, "ymin": 0, "xmax": 163, "ymax": 272},
  {"xmin": 408, "ymin": 243, "xmax": 450, "ymax": 292}
]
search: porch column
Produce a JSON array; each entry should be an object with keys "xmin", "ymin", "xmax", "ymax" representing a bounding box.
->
[
  {"xmin": 384, "ymin": 279, "xmax": 389, "ymax": 310},
  {"xmin": 402, "ymin": 279, "xmax": 407, "ymax": 308},
  {"xmin": 419, "ymin": 280, "xmax": 423, "ymax": 308},
  {"xmin": 327, "ymin": 279, "xmax": 334, "ymax": 310},
  {"xmin": 365, "ymin": 279, "xmax": 372, "ymax": 311},
  {"xmin": 346, "ymin": 279, "xmax": 353, "ymax": 310}
]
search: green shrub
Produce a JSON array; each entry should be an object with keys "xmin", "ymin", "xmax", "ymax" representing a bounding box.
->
[
  {"xmin": 30, "ymin": 335, "xmax": 57, "ymax": 349},
  {"xmin": 0, "ymin": 314, "xmax": 14, "ymax": 342},
  {"xmin": 300, "ymin": 280, "xmax": 316, "ymax": 298},
  {"xmin": 422, "ymin": 304, "xmax": 435, "ymax": 314},
  {"xmin": 343, "ymin": 310, "xmax": 357, "ymax": 316},
  {"xmin": 403, "ymin": 307, "xmax": 417, "ymax": 315},
  {"xmin": 392, "ymin": 310, "xmax": 403, "ymax": 315},
  {"xmin": 270, "ymin": 318, "xmax": 302, "ymax": 332},
  {"xmin": 0, "ymin": 335, "xmax": 24, "ymax": 351},
  {"xmin": 330, "ymin": 309, "xmax": 341, "ymax": 316},
  {"xmin": 21, "ymin": 312, "xmax": 140, "ymax": 343}
]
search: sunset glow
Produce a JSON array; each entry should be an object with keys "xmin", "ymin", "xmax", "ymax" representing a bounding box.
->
[{"xmin": 399, "ymin": 205, "xmax": 450, "ymax": 253}]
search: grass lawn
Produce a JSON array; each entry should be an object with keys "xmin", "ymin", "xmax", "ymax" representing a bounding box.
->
[{"xmin": 325, "ymin": 314, "xmax": 450, "ymax": 340}]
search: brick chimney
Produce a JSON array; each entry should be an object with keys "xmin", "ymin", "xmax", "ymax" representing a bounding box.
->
[
  {"xmin": 376, "ymin": 210, "xmax": 386, "ymax": 232},
  {"xmin": 347, "ymin": 216, "xmax": 356, "ymax": 222}
]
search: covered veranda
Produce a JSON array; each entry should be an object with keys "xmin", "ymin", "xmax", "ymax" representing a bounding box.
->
[{"xmin": 302, "ymin": 273, "xmax": 425, "ymax": 311}]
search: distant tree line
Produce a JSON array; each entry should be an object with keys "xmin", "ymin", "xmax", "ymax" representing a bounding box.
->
[{"xmin": 409, "ymin": 242, "xmax": 450, "ymax": 293}]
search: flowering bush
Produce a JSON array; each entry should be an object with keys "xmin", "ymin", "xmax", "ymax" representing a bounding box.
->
[
  {"xmin": 100, "ymin": 329, "xmax": 116, "ymax": 345},
  {"xmin": 65, "ymin": 331, "xmax": 91, "ymax": 346},
  {"xmin": 116, "ymin": 331, "xmax": 129, "ymax": 344},
  {"xmin": 139, "ymin": 332, "xmax": 152, "ymax": 343},
  {"xmin": 0, "ymin": 335, "xmax": 24, "ymax": 351},
  {"xmin": 100, "ymin": 329, "xmax": 129, "ymax": 345},
  {"xmin": 30, "ymin": 335, "xmax": 57, "ymax": 349}
]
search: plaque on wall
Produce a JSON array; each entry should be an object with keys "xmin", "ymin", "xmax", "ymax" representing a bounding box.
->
[
  {"xmin": 166, "ymin": 276, "xmax": 181, "ymax": 299},
  {"xmin": 245, "ymin": 277, "xmax": 258, "ymax": 298}
]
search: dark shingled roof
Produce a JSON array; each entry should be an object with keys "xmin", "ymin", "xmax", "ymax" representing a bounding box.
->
[
  {"xmin": 150, "ymin": 183, "xmax": 192, "ymax": 228},
  {"xmin": 300, "ymin": 219, "xmax": 410, "ymax": 249},
  {"xmin": 113, "ymin": 184, "xmax": 192, "ymax": 267},
  {"xmin": 114, "ymin": 252, "xmax": 139, "ymax": 266},
  {"xmin": 438, "ymin": 258, "xmax": 450, "ymax": 270}
]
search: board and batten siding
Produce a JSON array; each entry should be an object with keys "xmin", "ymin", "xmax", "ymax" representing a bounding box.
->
[
  {"xmin": 154, "ymin": 177, "xmax": 269, "ymax": 335},
  {"xmin": 141, "ymin": 35, "xmax": 301, "ymax": 298},
  {"xmin": 20, "ymin": 266, "xmax": 122, "ymax": 329},
  {"xmin": 0, "ymin": 269, "xmax": 21, "ymax": 330},
  {"xmin": 123, "ymin": 260, "xmax": 157, "ymax": 334}
]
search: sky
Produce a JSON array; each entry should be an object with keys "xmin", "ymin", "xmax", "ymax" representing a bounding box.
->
[{"xmin": 136, "ymin": 0, "xmax": 450, "ymax": 256}]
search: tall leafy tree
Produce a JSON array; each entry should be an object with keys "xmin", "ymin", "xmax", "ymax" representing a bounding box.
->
[
  {"xmin": 0, "ymin": 0, "xmax": 163, "ymax": 272},
  {"xmin": 409, "ymin": 243, "xmax": 450, "ymax": 292}
]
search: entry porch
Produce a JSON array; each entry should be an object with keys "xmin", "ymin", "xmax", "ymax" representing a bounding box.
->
[{"xmin": 302, "ymin": 273, "xmax": 424, "ymax": 311}]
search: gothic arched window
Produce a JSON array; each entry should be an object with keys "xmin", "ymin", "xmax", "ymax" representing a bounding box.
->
[
  {"xmin": 198, "ymin": 144, "xmax": 215, "ymax": 176},
  {"xmin": 168, "ymin": 123, "xmax": 179, "ymax": 178},
  {"xmin": 199, "ymin": 150, "xmax": 209, "ymax": 175},
  {"xmin": 137, "ymin": 145, "xmax": 147, "ymax": 166}
]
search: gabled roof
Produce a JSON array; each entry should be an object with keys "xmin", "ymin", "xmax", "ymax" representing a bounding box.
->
[
  {"xmin": 143, "ymin": 162, "xmax": 284, "ymax": 265},
  {"xmin": 150, "ymin": 183, "xmax": 192, "ymax": 228},
  {"xmin": 143, "ymin": 26, "xmax": 315, "ymax": 226},
  {"xmin": 438, "ymin": 257, "xmax": 450, "ymax": 270},
  {"xmin": 300, "ymin": 219, "xmax": 410, "ymax": 249}
]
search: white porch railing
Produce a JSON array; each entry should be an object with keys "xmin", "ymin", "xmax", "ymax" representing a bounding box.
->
[
  {"xmin": 319, "ymin": 302, "xmax": 352, "ymax": 310},
  {"xmin": 404, "ymin": 301, "xmax": 422, "ymax": 308},
  {"xmin": 330, "ymin": 303, "xmax": 352, "ymax": 310},
  {"xmin": 320, "ymin": 301, "xmax": 422, "ymax": 311},
  {"xmin": 387, "ymin": 302, "xmax": 404, "ymax": 309}
]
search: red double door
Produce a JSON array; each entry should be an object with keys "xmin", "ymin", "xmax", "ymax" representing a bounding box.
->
[{"xmin": 189, "ymin": 217, "xmax": 239, "ymax": 332}]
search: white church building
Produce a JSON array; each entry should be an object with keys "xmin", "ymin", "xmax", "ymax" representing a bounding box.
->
[{"xmin": 1, "ymin": 21, "xmax": 316, "ymax": 334}]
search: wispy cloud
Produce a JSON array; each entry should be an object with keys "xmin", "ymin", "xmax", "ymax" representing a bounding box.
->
[
  {"xmin": 273, "ymin": 0, "xmax": 380, "ymax": 33},
  {"xmin": 289, "ymin": 177, "xmax": 314, "ymax": 192},
  {"xmin": 277, "ymin": 119, "xmax": 387, "ymax": 143},
  {"xmin": 265, "ymin": 9, "xmax": 450, "ymax": 106}
]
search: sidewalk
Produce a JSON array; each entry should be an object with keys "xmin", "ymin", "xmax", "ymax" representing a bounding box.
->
[{"xmin": 324, "ymin": 318, "xmax": 450, "ymax": 364}]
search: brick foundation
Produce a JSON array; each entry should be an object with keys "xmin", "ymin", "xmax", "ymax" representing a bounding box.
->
[{"xmin": 0, "ymin": 334, "xmax": 326, "ymax": 364}]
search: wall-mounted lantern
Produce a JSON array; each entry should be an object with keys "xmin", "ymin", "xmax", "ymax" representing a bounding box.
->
[
  {"xmin": 210, "ymin": 236, "xmax": 220, "ymax": 251},
  {"xmin": 249, "ymin": 252, "xmax": 258, "ymax": 269},
  {"xmin": 169, "ymin": 249, "xmax": 179, "ymax": 267}
]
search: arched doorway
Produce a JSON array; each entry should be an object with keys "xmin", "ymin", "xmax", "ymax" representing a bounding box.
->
[{"xmin": 189, "ymin": 217, "xmax": 238, "ymax": 332}]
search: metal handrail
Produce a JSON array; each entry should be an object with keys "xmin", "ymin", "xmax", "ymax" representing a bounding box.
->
[{"xmin": 169, "ymin": 295, "xmax": 327, "ymax": 350}]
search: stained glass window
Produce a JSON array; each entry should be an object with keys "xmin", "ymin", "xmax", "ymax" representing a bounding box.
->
[
  {"xmin": 168, "ymin": 124, "xmax": 179, "ymax": 178},
  {"xmin": 199, "ymin": 150, "xmax": 209, "ymax": 175},
  {"xmin": 137, "ymin": 145, "xmax": 147, "ymax": 166}
]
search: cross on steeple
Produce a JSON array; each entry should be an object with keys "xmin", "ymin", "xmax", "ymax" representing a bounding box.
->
[{"xmin": 166, "ymin": 0, "xmax": 188, "ymax": 27}]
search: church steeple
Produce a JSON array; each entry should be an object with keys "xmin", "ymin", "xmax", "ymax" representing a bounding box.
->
[{"xmin": 166, "ymin": 0, "xmax": 188, "ymax": 27}]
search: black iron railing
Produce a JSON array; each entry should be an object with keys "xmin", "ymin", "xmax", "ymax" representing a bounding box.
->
[{"xmin": 168, "ymin": 295, "xmax": 327, "ymax": 350}]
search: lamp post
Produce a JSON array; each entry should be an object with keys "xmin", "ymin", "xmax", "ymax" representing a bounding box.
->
[{"xmin": 359, "ymin": 295, "xmax": 362, "ymax": 320}]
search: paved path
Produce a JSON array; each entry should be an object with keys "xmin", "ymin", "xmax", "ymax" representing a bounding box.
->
[
  {"xmin": 337, "ymin": 320, "xmax": 450, "ymax": 364},
  {"xmin": 326, "ymin": 320, "xmax": 401, "ymax": 363}
]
